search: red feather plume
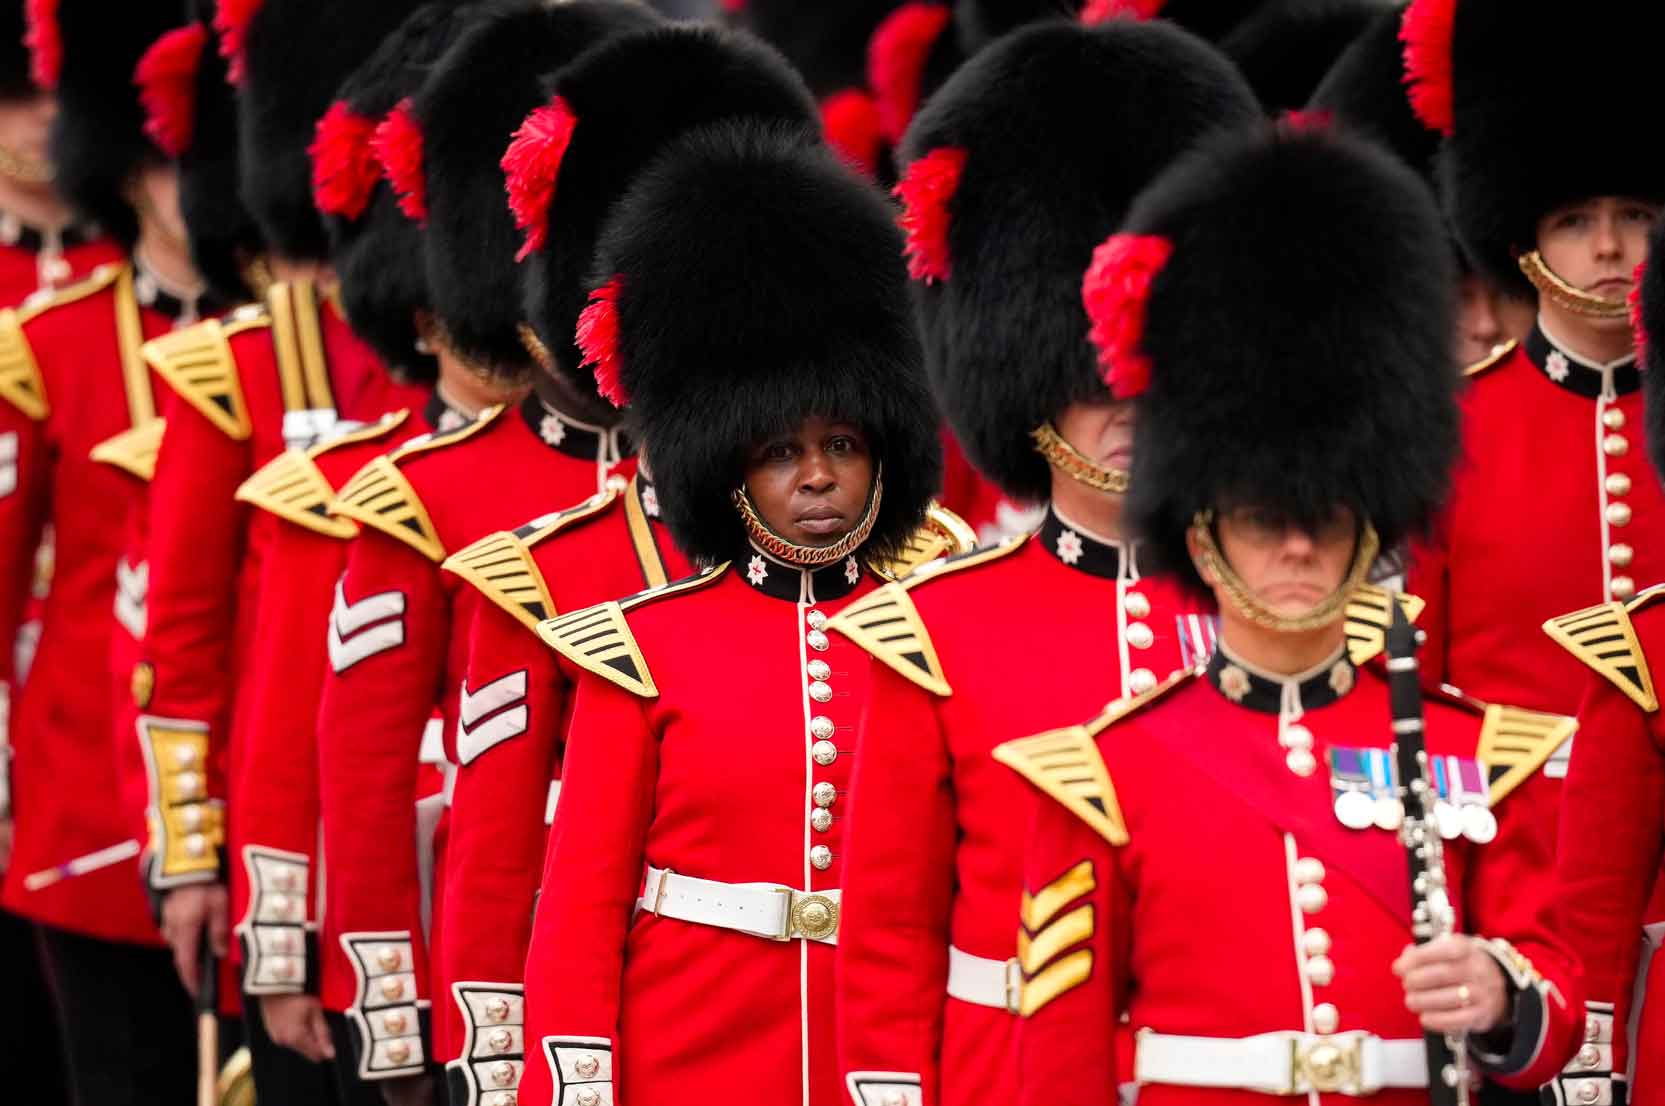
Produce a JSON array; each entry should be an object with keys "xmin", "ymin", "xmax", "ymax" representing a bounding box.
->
[
  {"xmin": 310, "ymin": 100, "xmax": 381, "ymax": 221},
  {"xmin": 135, "ymin": 24, "xmax": 207, "ymax": 159},
  {"xmin": 1400, "ymin": 0, "xmax": 1456, "ymax": 135},
  {"xmin": 1280, "ymin": 108, "xmax": 1334, "ymax": 134},
  {"xmin": 867, "ymin": 2, "xmax": 951, "ymax": 147},
  {"xmin": 24, "ymin": 0, "xmax": 61, "ymax": 91},
  {"xmin": 894, "ymin": 147, "xmax": 966, "ymax": 284},
  {"xmin": 501, "ymin": 97, "xmax": 580, "ymax": 263},
  {"xmin": 1632, "ymin": 261, "xmax": 1649, "ymax": 368},
  {"xmin": 1082, "ymin": 233, "xmax": 1172, "ymax": 399},
  {"xmin": 821, "ymin": 88, "xmax": 883, "ymax": 179},
  {"xmin": 577, "ymin": 277, "xmax": 627, "ymax": 407},
  {"xmin": 1079, "ymin": 0, "xmax": 1164, "ymax": 24},
  {"xmin": 721, "ymin": 0, "xmax": 745, "ymax": 11},
  {"xmin": 213, "ymin": 0, "xmax": 263, "ymax": 86},
  {"xmin": 373, "ymin": 98, "xmax": 427, "ymax": 224}
]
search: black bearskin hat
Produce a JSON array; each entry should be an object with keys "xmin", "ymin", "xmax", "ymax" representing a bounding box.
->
[
  {"xmin": 1405, "ymin": 0, "xmax": 1665, "ymax": 297},
  {"xmin": 896, "ymin": 19, "xmax": 1259, "ymax": 502},
  {"xmin": 1219, "ymin": 0, "xmax": 1392, "ymax": 114},
  {"xmin": 1639, "ymin": 220, "xmax": 1665, "ymax": 485},
  {"xmin": 1104, "ymin": 124, "xmax": 1457, "ymax": 589},
  {"xmin": 410, "ymin": 0, "xmax": 658, "ymax": 377},
  {"xmin": 582, "ymin": 121, "xmax": 939, "ymax": 565},
  {"xmin": 0, "ymin": 3, "xmax": 32, "ymax": 100},
  {"xmin": 39, "ymin": 0, "xmax": 178, "ymax": 248},
  {"xmin": 510, "ymin": 23, "xmax": 818, "ymax": 397},
  {"xmin": 1307, "ymin": 5, "xmax": 1436, "ymax": 181},
  {"xmin": 316, "ymin": 3, "xmax": 483, "ymax": 382},
  {"xmin": 236, "ymin": 0, "xmax": 428, "ymax": 262}
]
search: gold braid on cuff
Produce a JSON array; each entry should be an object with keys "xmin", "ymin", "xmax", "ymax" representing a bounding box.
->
[
  {"xmin": 733, "ymin": 468, "xmax": 883, "ymax": 567},
  {"xmin": 1031, "ymin": 422, "xmax": 1130, "ymax": 494},
  {"xmin": 1518, "ymin": 250, "xmax": 1631, "ymax": 320},
  {"xmin": 1189, "ymin": 509, "xmax": 1380, "ymax": 633}
]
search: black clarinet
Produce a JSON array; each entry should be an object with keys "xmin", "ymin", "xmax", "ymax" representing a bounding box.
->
[{"xmin": 1385, "ymin": 599, "xmax": 1469, "ymax": 1106}]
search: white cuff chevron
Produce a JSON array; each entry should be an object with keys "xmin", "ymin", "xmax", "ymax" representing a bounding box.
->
[
  {"xmin": 0, "ymin": 430, "xmax": 16, "ymax": 498},
  {"xmin": 328, "ymin": 579, "xmax": 406, "ymax": 673},
  {"xmin": 114, "ymin": 557, "xmax": 148, "ymax": 640},
  {"xmin": 456, "ymin": 670, "xmax": 529, "ymax": 765}
]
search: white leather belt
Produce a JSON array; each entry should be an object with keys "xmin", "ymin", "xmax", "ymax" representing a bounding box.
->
[
  {"xmin": 637, "ymin": 866, "xmax": 841, "ymax": 944},
  {"xmin": 1134, "ymin": 1030, "xmax": 1428, "ymax": 1095},
  {"xmin": 946, "ymin": 946, "xmax": 1021, "ymax": 1013}
]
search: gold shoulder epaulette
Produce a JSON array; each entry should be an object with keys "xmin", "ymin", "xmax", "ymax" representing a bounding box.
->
[
  {"xmin": 308, "ymin": 409, "xmax": 410, "ymax": 458},
  {"xmin": 388, "ymin": 403, "xmax": 505, "ymax": 460},
  {"xmin": 899, "ymin": 531, "xmax": 1029, "ymax": 592},
  {"xmin": 536, "ymin": 563, "xmax": 728, "ymax": 698},
  {"xmin": 89, "ymin": 418, "xmax": 167, "ymax": 481},
  {"xmin": 0, "ymin": 306, "xmax": 45, "ymax": 419},
  {"xmin": 825, "ymin": 582, "xmax": 951, "ymax": 697},
  {"xmin": 869, "ymin": 501, "xmax": 979, "ymax": 582},
  {"xmin": 17, "ymin": 262, "xmax": 123, "ymax": 323},
  {"xmin": 1345, "ymin": 584, "xmax": 1427, "ymax": 666},
  {"xmin": 1477, "ymin": 702, "xmax": 1577, "ymax": 804},
  {"xmin": 1462, "ymin": 339, "xmax": 1518, "ymax": 379},
  {"xmin": 1542, "ymin": 600, "xmax": 1657, "ymax": 712},
  {"xmin": 330, "ymin": 455, "xmax": 443, "ymax": 561},
  {"xmin": 236, "ymin": 449, "xmax": 354, "ymax": 539},
  {"xmin": 442, "ymin": 485, "xmax": 621, "ymax": 633},
  {"xmin": 141, "ymin": 309, "xmax": 267, "ymax": 441},
  {"xmin": 993, "ymin": 725, "xmax": 1128, "ymax": 847}
]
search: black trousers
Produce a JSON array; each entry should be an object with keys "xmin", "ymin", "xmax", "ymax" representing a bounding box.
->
[
  {"xmin": 35, "ymin": 923, "xmax": 194, "ymax": 1106},
  {"xmin": 245, "ymin": 991, "xmax": 379, "ymax": 1106},
  {"xmin": 0, "ymin": 909, "xmax": 67, "ymax": 1105}
]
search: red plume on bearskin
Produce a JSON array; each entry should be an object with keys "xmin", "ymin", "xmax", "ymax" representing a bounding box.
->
[
  {"xmin": 1280, "ymin": 107, "xmax": 1334, "ymax": 134},
  {"xmin": 1399, "ymin": 0, "xmax": 1455, "ymax": 135},
  {"xmin": 213, "ymin": 0, "xmax": 263, "ymax": 86},
  {"xmin": 1082, "ymin": 233, "xmax": 1171, "ymax": 399},
  {"xmin": 577, "ymin": 276, "xmax": 627, "ymax": 407},
  {"xmin": 721, "ymin": 0, "xmax": 745, "ymax": 11},
  {"xmin": 821, "ymin": 88, "xmax": 882, "ymax": 178},
  {"xmin": 502, "ymin": 97, "xmax": 579, "ymax": 263},
  {"xmin": 894, "ymin": 146, "xmax": 964, "ymax": 283},
  {"xmin": 135, "ymin": 24, "xmax": 207, "ymax": 158},
  {"xmin": 868, "ymin": 1, "xmax": 950, "ymax": 146},
  {"xmin": 1079, "ymin": 0, "xmax": 1164, "ymax": 24},
  {"xmin": 310, "ymin": 100, "xmax": 380, "ymax": 220},
  {"xmin": 373, "ymin": 97, "xmax": 427, "ymax": 223},
  {"xmin": 24, "ymin": 0, "xmax": 60, "ymax": 90}
]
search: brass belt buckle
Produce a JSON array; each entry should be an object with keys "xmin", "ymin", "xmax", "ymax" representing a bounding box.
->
[
  {"xmin": 651, "ymin": 869, "xmax": 674, "ymax": 915},
  {"xmin": 784, "ymin": 891, "xmax": 840, "ymax": 942},
  {"xmin": 1291, "ymin": 1034, "xmax": 1363, "ymax": 1095}
]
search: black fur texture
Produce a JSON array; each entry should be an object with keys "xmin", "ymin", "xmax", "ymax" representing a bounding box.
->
[
  {"xmin": 1307, "ymin": 5, "xmax": 1436, "ymax": 181},
  {"xmin": 1440, "ymin": 0, "xmax": 1665, "ymax": 297},
  {"xmin": 594, "ymin": 122, "xmax": 940, "ymax": 566},
  {"xmin": 899, "ymin": 19, "xmax": 1259, "ymax": 502},
  {"xmin": 414, "ymin": 0, "xmax": 659, "ymax": 376},
  {"xmin": 520, "ymin": 23, "xmax": 818, "ymax": 396},
  {"xmin": 181, "ymin": 5, "xmax": 262, "ymax": 304},
  {"xmin": 1220, "ymin": 0, "xmax": 1391, "ymax": 114},
  {"xmin": 1122, "ymin": 124, "xmax": 1459, "ymax": 590},
  {"xmin": 1145, "ymin": 0, "xmax": 1263, "ymax": 42},
  {"xmin": 48, "ymin": 0, "xmax": 178, "ymax": 248},
  {"xmin": 1640, "ymin": 219, "xmax": 1665, "ymax": 486},
  {"xmin": 741, "ymin": 0, "xmax": 900, "ymax": 96},
  {"xmin": 329, "ymin": 3, "xmax": 485, "ymax": 382},
  {"xmin": 0, "ymin": 1, "xmax": 32, "ymax": 99},
  {"xmin": 238, "ymin": 0, "xmax": 429, "ymax": 261}
]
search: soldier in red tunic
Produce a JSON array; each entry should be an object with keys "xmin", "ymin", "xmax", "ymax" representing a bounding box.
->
[
  {"xmin": 518, "ymin": 122, "xmax": 941, "ymax": 1106},
  {"xmin": 1540, "ymin": 220, "xmax": 1665, "ymax": 1106},
  {"xmin": 828, "ymin": 21, "xmax": 1257, "ymax": 1106},
  {"xmin": 1002, "ymin": 119, "xmax": 1583, "ymax": 1106}
]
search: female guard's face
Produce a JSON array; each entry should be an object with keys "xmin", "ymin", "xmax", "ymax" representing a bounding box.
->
[{"xmin": 742, "ymin": 415, "xmax": 874, "ymax": 548}]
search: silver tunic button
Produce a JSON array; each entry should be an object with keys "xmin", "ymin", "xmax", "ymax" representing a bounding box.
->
[
  {"xmin": 1607, "ymin": 502, "xmax": 1633, "ymax": 527},
  {"xmin": 810, "ymin": 845, "xmax": 833, "ymax": 870},
  {"xmin": 180, "ymin": 804, "xmax": 204, "ymax": 831},
  {"xmin": 576, "ymin": 1091, "xmax": 600, "ymax": 1106},
  {"xmin": 1125, "ymin": 622, "xmax": 1154, "ymax": 650},
  {"xmin": 174, "ymin": 772, "xmax": 202, "ymax": 799},
  {"xmin": 1305, "ymin": 955, "xmax": 1335, "ymax": 987},
  {"xmin": 1577, "ymin": 1081, "xmax": 1602, "ymax": 1104},
  {"xmin": 377, "ymin": 946, "xmax": 403, "ymax": 972},
  {"xmin": 185, "ymin": 834, "xmax": 208, "ymax": 858},
  {"xmin": 1312, "ymin": 1003, "xmax": 1340, "ymax": 1035},
  {"xmin": 488, "ymin": 1028, "xmax": 513, "ymax": 1053},
  {"xmin": 808, "ymin": 680, "xmax": 833, "ymax": 703},
  {"xmin": 1608, "ymin": 473, "xmax": 1633, "ymax": 496},
  {"xmin": 383, "ymin": 1012, "xmax": 407, "ymax": 1034},
  {"xmin": 485, "ymin": 996, "xmax": 512, "ymax": 1022},
  {"xmin": 1293, "ymin": 857, "xmax": 1326, "ymax": 884},
  {"xmin": 1123, "ymin": 592, "xmax": 1151, "ymax": 619},
  {"xmin": 386, "ymin": 1040, "xmax": 412, "ymax": 1065},
  {"xmin": 1127, "ymin": 668, "xmax": 1156, "ymax": 694},
  {"xmin": 807, "ymin": 630, "xmax": 830, "ymax": 652},
  {"xmin": 811, "ymin": 808, "xmax": 833, "ymax": 833},
  {"xmin": 1296, "ymin": 884, "xmax": 1327, "ymax": 914},
  {"xmin": 1301, "ymin": 928, "xmax": 1331, "ymax": 956},
  {"xmin": 813, "ymin": 781, "xmax": 837, "ymax": 808},
  {"xmin": 881, "ymin": 1093, "xmax": 907, "ymax": 1106},
  {"xmin": 1577, "ymin": 1044, "xmax": 1602, "ymax": 1069},
  {"xmin": 1285, "ymin": 749, "xmax": 1317, "ymax": 777},
  {"xmin": 174, "ymin": 744, "xmax": 198, "ymax": 768},
  {"xmin": 491, "ymin": 1062, "xmax": 516, "ymax": 1087},
  {"xmin": 1610, "ymin": 543, "xmax": 1635, "ymax": 567},
  {"xmin": 1280, "ymin": 724, "xmax": 1314, "ymax": 750},
  {"xmin": 806, "ymin": 610, "xmax": 828, "ymax": 631},
  {"xmin": 1613, "ymin": 576, "xmax": 1637, "ymax": 600},
  {"xmin": 807, "ymin": 660, "xmax": 831, "ymax": 681},
  {"xmin": 812, "ymin": 739, "xmax": 838, "ymax": 766},
  {"xmin": 1604, "ymin": 434, "xmax": 1629, "ymax": 456},
  {"xmin": 1604, "ymin": 408, "xmax": 1627, "ymax": 430},
  {"xmin": 574, "ymin": 1055, "xmax": 600, "ymax": 1079},
  {"xmin": 810, "ymin": 716, "xmax": 836, "ymax": 741}
]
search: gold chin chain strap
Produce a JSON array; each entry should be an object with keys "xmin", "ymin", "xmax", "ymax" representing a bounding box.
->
[
  {"xmin": 732, "ymin": 468, "xmax": 884, "ymax": 567},
  {"xmin": 1031, "ymin": 421, "xmax": 1130, "ymax": 494},
  {"xmin": 1518, "ymin": 250, "xmax": 1631, "ymax": 320},
  {"xmin": 1188, "ymin": 509, "xmax": 1380, "ymax": 633},
  {"xmin": 0, "ymin": 141, "xmax": 51, "ymax": 184}
]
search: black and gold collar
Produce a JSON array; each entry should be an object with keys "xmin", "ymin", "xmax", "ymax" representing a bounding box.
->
[
  {"xmin": 740, "ymin": 542, "xmax": 865, "ymax": 604},
  {"xmin": 519, "ymin": 393, "xmax": 634, "ymax": 464},
  {"xmin": 423, "ymin": 390, "xmax": 476, "ymax": 434},
  {"xmin": 1039, "ymin": 505, "xmax": 1133, "ymax": 580},
  {"xmin": 1207, "ymin": 642, "xmax": 1357, "ymax": 715},
  {"xmin": 132, "ymin": 256, "xmax": 225, "ymax": 324},
  {"xmin": 0, "ymin": 210, "xmax": 99, "ymax": 255},
  {"xmin": 1526, "ymin": 321, "xmax": 1638, "ymax": 398}
]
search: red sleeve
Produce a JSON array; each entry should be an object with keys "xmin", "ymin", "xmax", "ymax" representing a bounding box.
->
[
  {"xmin": 137, "ymin": 389, "xmax": 252, "ymax": 889},
  {"xmin": 436, "ymin": 596, "xmax": 565, "ymax": 1093},
  {"xmin": 230, "ymin": 519, "xmax": 342, "ymax": 999},
  {"xmin": 836, "ymin": 657, "xmax": 956, "ymax": 1102},
  {"xmin": 1405, "ymin": 519, "xmax": 1451, "ymax": 691},
  {"xmin": 0, "ymin": 402, "xmax": 47, "ymax": 692},
  {"xmin": 316, "ymin": 526, "xmax": 446, "ymax": 1082},
  {"xmin": 519, "ymin": 670, "xmax": 655, "ymax": 1106},
  {"xmin": 1016, "ymin": 792, "xmax": 1124, "ymax": 1106}
]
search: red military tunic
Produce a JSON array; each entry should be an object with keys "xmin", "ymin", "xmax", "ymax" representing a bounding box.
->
[
  {"xmin": 830, "ymin": 508, "xmax": 1216, "ymax": 1106},
  {"xmin": 134, "ymin": 280, "xmax": 424, "ymax": 932},
  {"xmin": 0, "ymin": 215, "xmax": 121, "ymax": 306},
  {"xmin": 316, "ymin": 394, "xmax": 633, "ymax": 1083},
  {"xmin": 1002, "ymin": 647, "xmax": 1584, "ymax": 1105},
  {"xmin": 226, "ymin": 401, "xmax": 454, "ymax": 999},
  {"xmin": 433, "ymin": 474, "xmax": 688, "ymax": 1103},
  {"xmin": 1544, "ymin": 585, "xmax": 1665, "ymax": 1104},
  {"xmin": 0, "ymin": 262, "xmax": 189, "ymax": 942},
  {"xmin": 521, "ymin": 555, "xmax": 883, "ymax": 1106}
]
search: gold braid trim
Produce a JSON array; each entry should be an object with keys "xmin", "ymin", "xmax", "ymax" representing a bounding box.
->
[
  {"xmin": 733, "ymin": 469, "xmax": 883, "ymax": 567},
  {"xmin": 1189, "ymin": 510, "xmax": 1380, "ymax": 633},
  {"xmin": 1518, "ymin": 250, "xmax": 1630, "ymax": 320},
  {"xmin": 1031, "ymin": 421, "xmax": 1129, "ymax": 494}
]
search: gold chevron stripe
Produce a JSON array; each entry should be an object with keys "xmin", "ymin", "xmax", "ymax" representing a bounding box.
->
[
  {"xmin": 1479, "ymin": 703, "xmax": 1577, "ymax": 805},
  {"xmin": 0, "ymin": 306, "xmax": 44, "ymax": 419},
  {"xmin": 1543, "ymin": 601, "xmax": 1657, "ymax": 712},
  {"xmin": 89, "ymin": 417, "xmax": 167, "ymax": 482},
  {"xmin": 236, "ymin": 449, "xmax": 355, "ymax": 539},
  {"xmin": 331, "ymin": 455, "xmax": 444, "ymax": 562},
  {"xmin": 537, "ymin": 601, "xmax": 656, "ymax": 698},
  {"xmin": 1020, "ymin": 860, "xmax": 1096, "ymax": 932},
  {"xmin": 1018, "ymin": 903, "xmax": 1094, "ymax": 976},
  {"xmin": 825, "ymin": 583, "xmax": 950, "ymax": 696},
  {"xmin": 1019, "ymin": 948, "xmax": 1092, "ymax": 1018},
  {"xmin": 142, "ymin": 316, "xmax": 259, "ymax": 441},
  {"xmin": 1344, "ymin": 584, "xmax": 1427, "ymax": 667},
  {"xmin": 993, "ymin": 726, "xmax": 1126, "ymax": 846}
]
